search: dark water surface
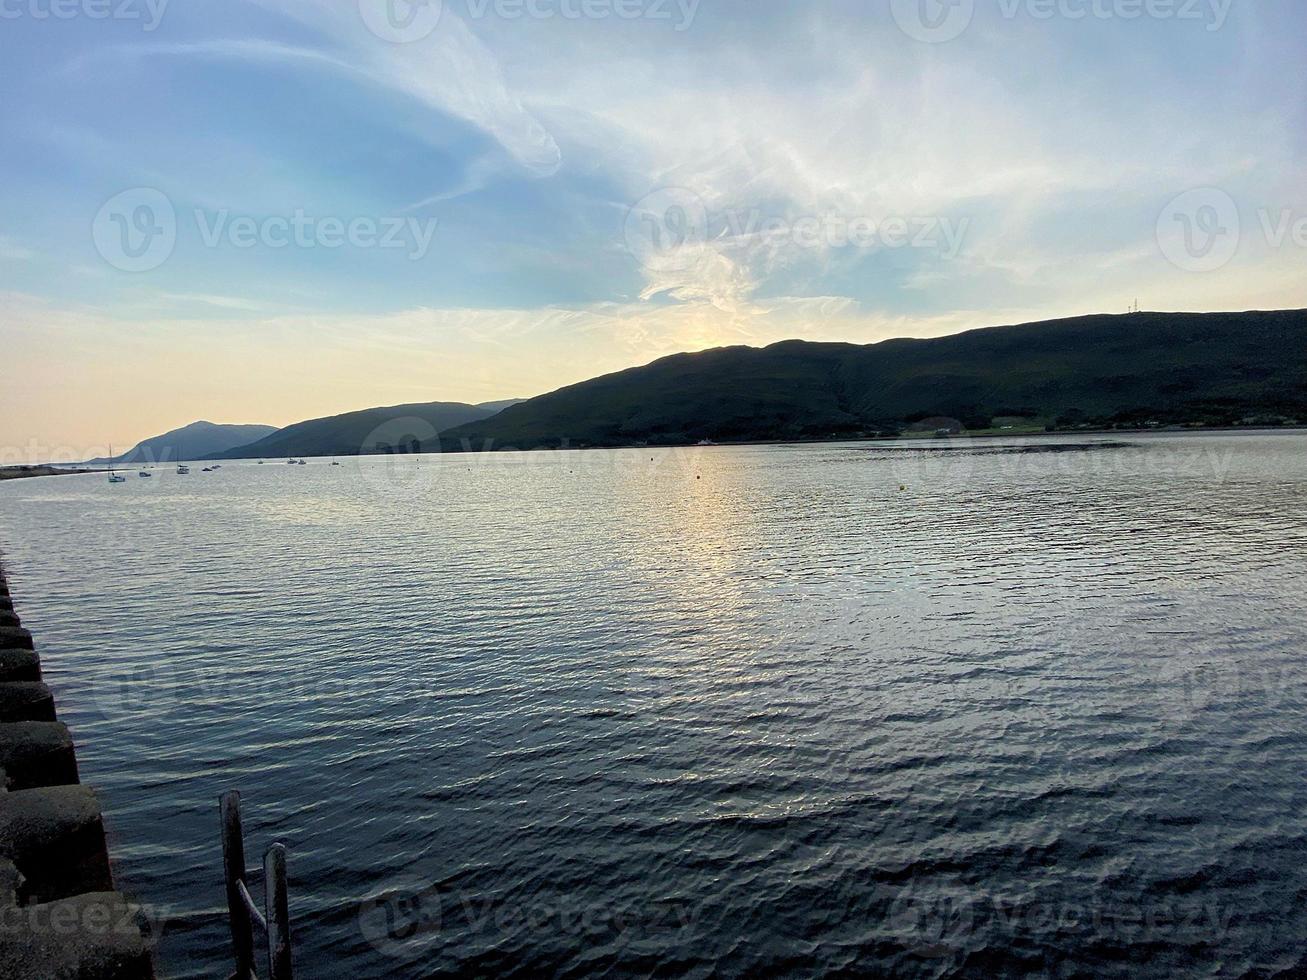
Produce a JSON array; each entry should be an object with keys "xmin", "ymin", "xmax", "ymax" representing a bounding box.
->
[{"xmin": 1, "ymin": 433, "xmax": 1306, "ymax": 978}]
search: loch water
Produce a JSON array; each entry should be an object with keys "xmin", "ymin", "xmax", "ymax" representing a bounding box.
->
[{"xmin": 1, "ymin": 432, "xmax": 1306, "ymax": 978}]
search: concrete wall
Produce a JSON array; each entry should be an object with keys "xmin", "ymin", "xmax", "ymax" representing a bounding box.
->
[{"xmin": 0, "ymin": 561, "xmax": 156, "ymax": 978}]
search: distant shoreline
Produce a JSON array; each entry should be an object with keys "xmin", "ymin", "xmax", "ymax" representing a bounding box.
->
[
  {"xmin": 443, "ymin": 423, "xmax": 1307, "ymax": 454},
  {"xmin": 835, "ymin": 423, "xmax": 1307, "ymax": 446},
  {"xmin": 0, "ymin": 466, "xmax": 107, "ymax": 481},
  {"xmin": 5, "ymin": 426, "xmax": 1305, "ymax": 475}
]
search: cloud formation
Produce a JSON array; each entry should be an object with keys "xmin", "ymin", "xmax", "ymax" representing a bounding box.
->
[{"xmin": 0, "ymin": 0, "xmax": 1305, "ymax": 453}]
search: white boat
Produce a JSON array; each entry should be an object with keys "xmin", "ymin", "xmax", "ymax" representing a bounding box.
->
[
  {"xmin": 108, "ymin": 446, "xmax": 127, "ymax": 483},
  {"xmin": 177, "ymin": 463, "xmax": 190, "ymax": 475},
  {"xmin": 297, "ymin": 459, "xmax": 307, "ymax": 465}
]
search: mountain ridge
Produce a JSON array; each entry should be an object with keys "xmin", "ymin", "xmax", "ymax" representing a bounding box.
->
[
  {"xmin": 207, "ymin": 401, "xmax": 502, "ymax": 459},
  {"xmin": 89, "ymin": 421, "xmax": 278, "ymax": 464},
  {"xmin": 435, "ymin": 310, "xmax": 1307, "ymax": 450}
]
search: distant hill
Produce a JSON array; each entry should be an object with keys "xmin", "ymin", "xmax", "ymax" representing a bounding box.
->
[
  {"xmin": 476, "ymin": 398, "xmax": 527, "ymax": 415},
  {"xmin": 438, "ymin": 310, "xmax": 1307, "ymax": 449},
  {"xmin": 209, "ymin": 401, "xmax": 500, "ymax": 459},
  {"xmin": 89, "ymin": 421, "xmax": 278, "ymax": 464}
]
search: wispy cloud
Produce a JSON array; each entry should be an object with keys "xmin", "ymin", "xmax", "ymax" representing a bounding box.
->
[
  {"xmin": 248, "ymin": 0, "xmax": 562, "ymax": 176},
  {"xmin": 2, "ymin": 0, "xmax": 1306, "ymax": 452}
]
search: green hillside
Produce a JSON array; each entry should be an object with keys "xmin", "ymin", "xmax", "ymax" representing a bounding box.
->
[
  {"xmin": 438, "ymin": 310, "xmax": 1307, "ymax": 450},
  {"xmin": 210, "ymin": 402, "xmax": 499, "ymax": 459},
  {"xmin": 87, "ymin": 421, "xmax": 278, "ymax": 464}
]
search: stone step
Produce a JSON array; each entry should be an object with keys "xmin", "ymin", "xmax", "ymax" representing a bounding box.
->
[
  {"xmin": 0, "ymin": 786, "xmax": 114, "ymax": 903},
  {"xmin": 0, "ymin": 649, "xmax": 42, "ymax": 683},
  {"xmin": 0, "ymin": 892, "xmax": 155, "ymax": 978},
  {"xmin": 0, "ymin": 857, "xmax": 21, "ymax": 905},
  {"xmin": 0, "ymin": 723, "xmax": 79, "ymax": 790},
  {"xmin": 0, "ymin": 683, "xmax": 57, "ymax": 723},
  {"xmin": 0, "ymin": 627, "xmax": 33, "ymax": 651},
  {"xmin": 0, "ymin": 578, "xmax": 157, "ymax": 978}
]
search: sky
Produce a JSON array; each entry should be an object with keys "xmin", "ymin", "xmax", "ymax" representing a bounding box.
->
[{"xmin": 1, "ymin": 0, "xmax": 1305, "ymax": 461}]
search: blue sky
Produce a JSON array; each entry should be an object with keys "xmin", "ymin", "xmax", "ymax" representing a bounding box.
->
[{"xmin": 2, "ymin": 0, "xmax": 1305, "ymax": 457}]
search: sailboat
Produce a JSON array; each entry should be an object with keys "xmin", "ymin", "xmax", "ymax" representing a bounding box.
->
[
  {"xmin": 176, "ymin": 436, "xmax": 190, "ymax": 475},
  {"xmin": 107, "ymin": 446, "xmax": 127, "ymax": 484}
]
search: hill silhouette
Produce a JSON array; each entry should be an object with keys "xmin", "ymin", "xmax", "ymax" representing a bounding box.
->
[
  {"xmin": 88, "ymin": 421, "xmax": 278, "ymax": 464},
  {"xmin": 209, "ymin": 402, "xmax": 502, "ymax": 459},
  {"xmin": 437, "ymin": 310, "xmax": 1307, "ymax": 449}
]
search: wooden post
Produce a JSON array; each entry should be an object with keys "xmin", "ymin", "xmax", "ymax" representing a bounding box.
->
[
  {"xmin": 221, "ymin": 791, "xmax": 256, "ymax": 980},
  {"xmin": 265, "ymin": 843, "xmax": 292, "ymax": 980}
]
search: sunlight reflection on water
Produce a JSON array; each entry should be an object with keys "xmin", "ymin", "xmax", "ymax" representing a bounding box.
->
[{"xmin": 0, "ymin": 432, "xmax": 1305, "ymax": 977}]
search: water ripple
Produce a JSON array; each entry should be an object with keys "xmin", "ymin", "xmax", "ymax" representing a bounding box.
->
[{"xmin": 0, "ymin": 432, "xmax": 1305, "ymax": 977}]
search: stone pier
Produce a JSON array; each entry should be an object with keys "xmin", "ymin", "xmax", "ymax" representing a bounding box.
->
[{"xmin": 0, "ymin": 560, "xmax": 155, "ymax": 978}]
